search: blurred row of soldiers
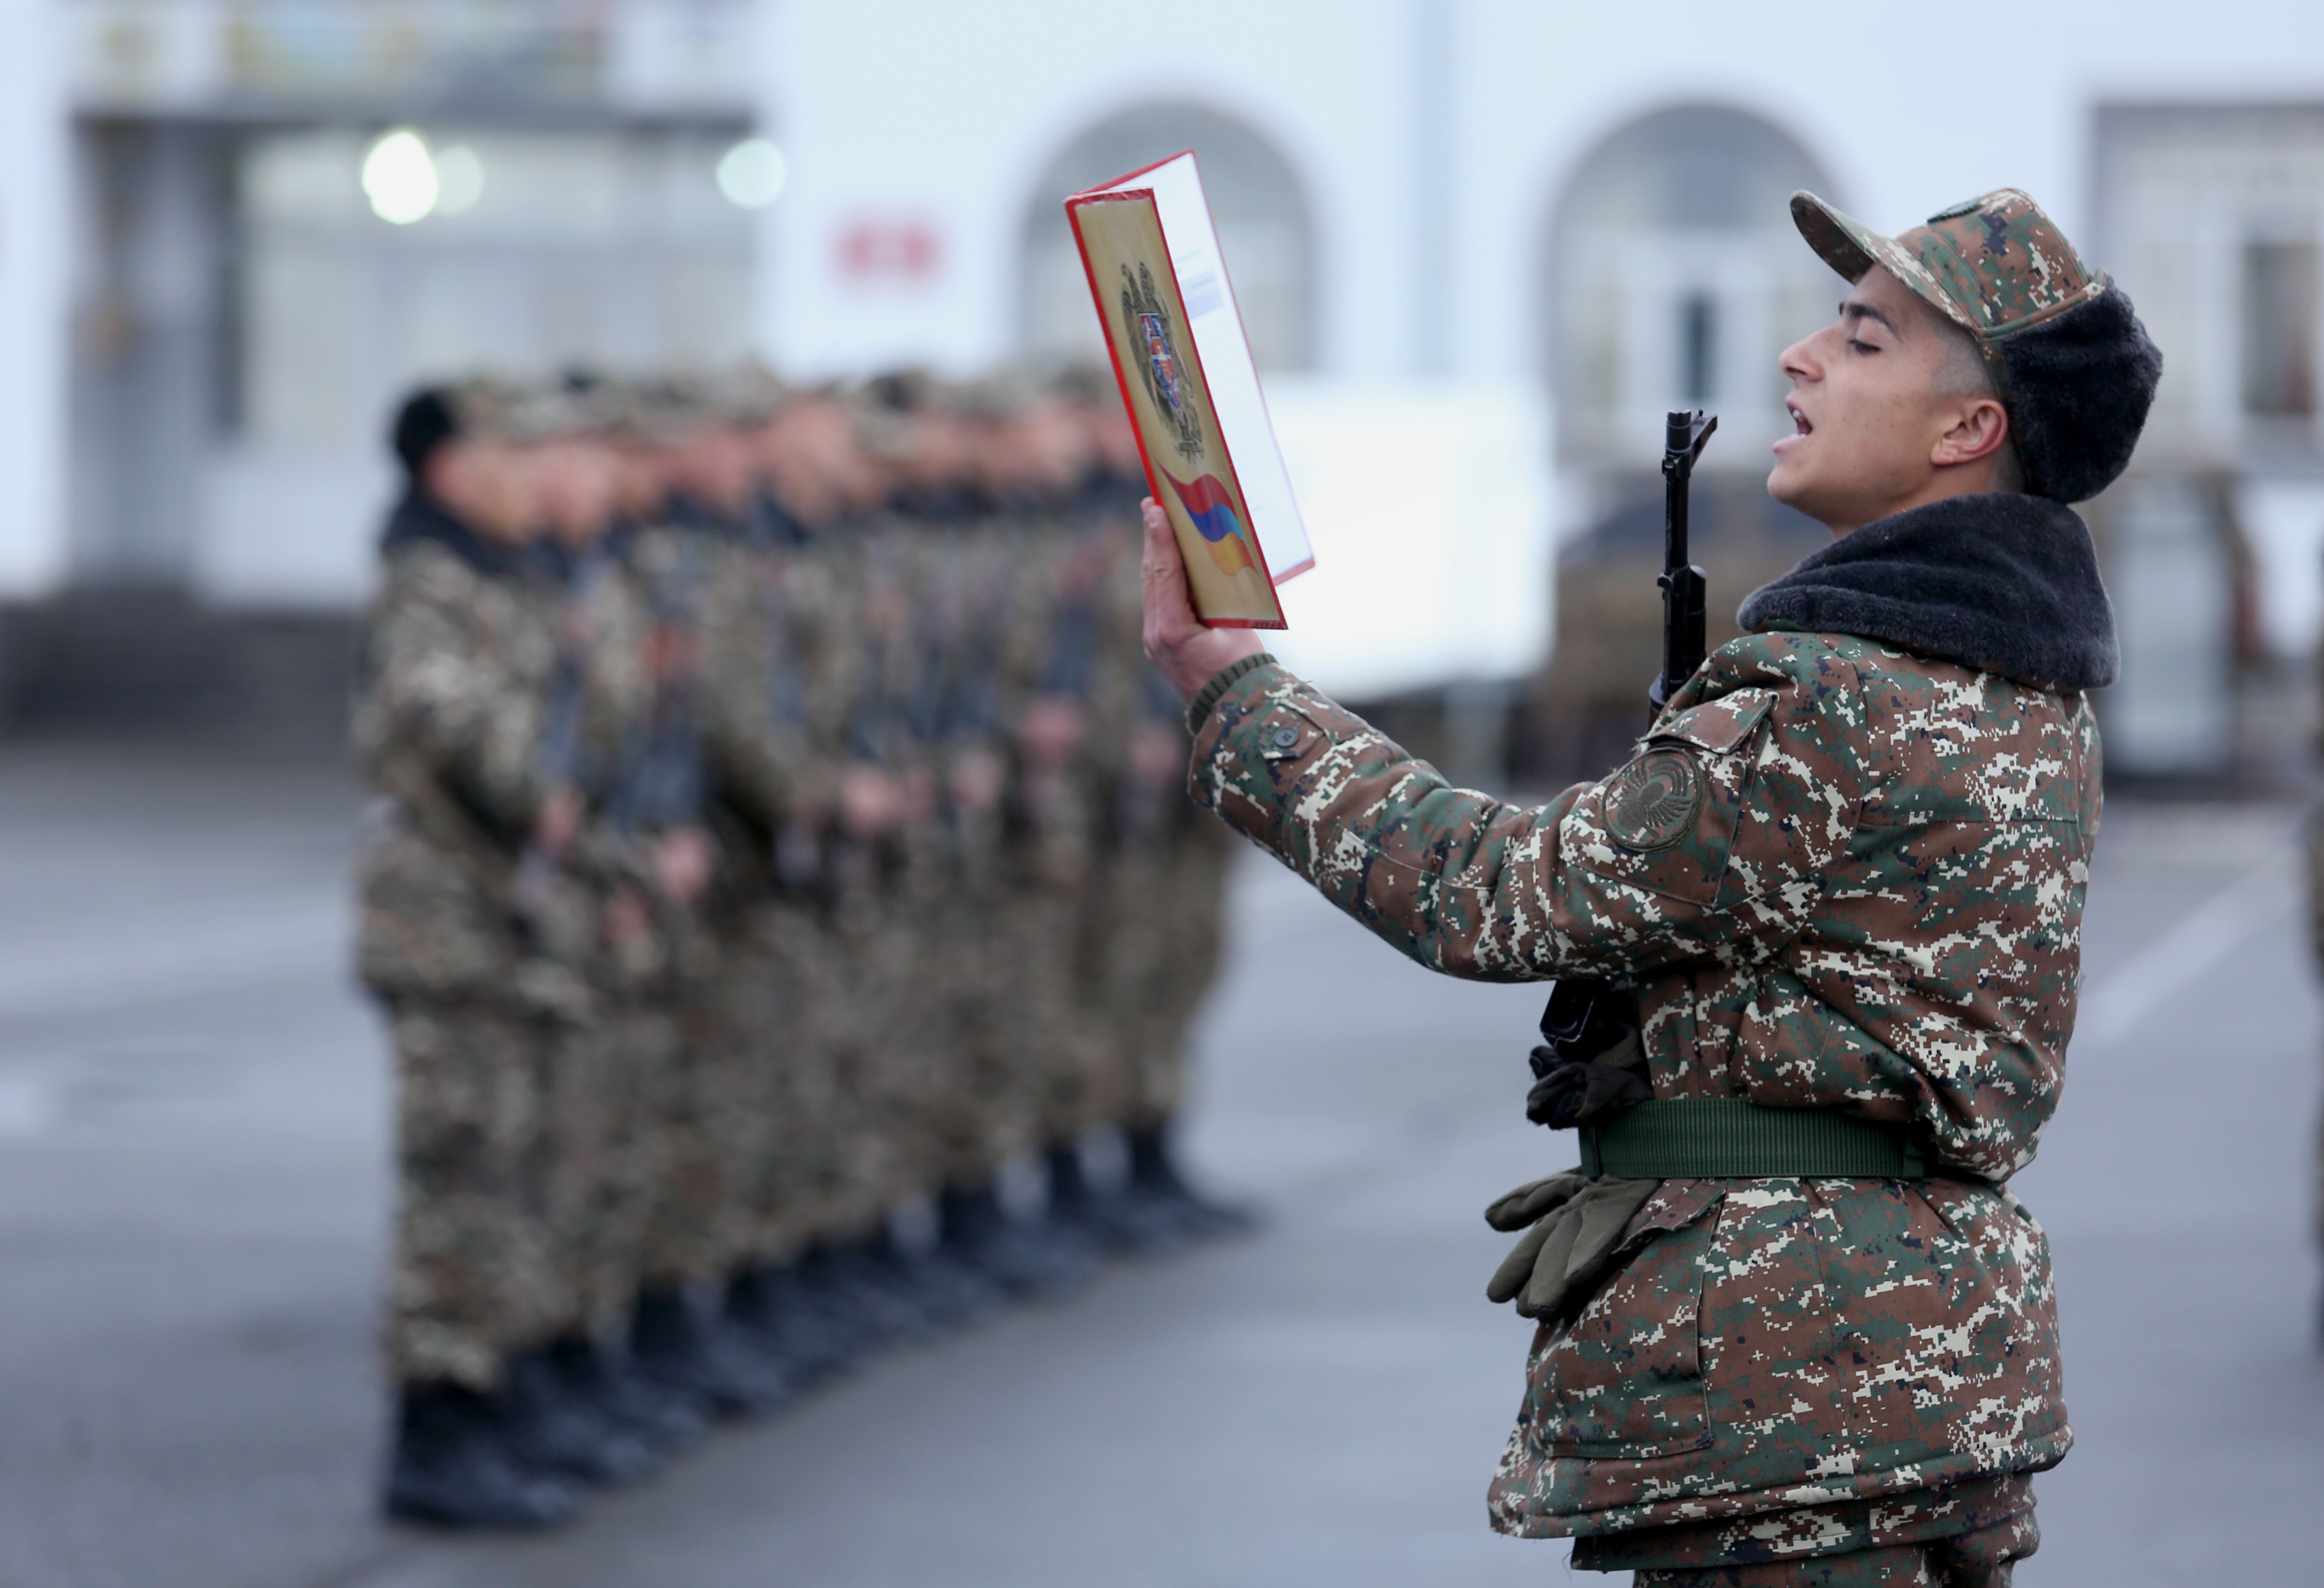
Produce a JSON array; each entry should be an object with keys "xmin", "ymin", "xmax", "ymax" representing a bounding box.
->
[{"xmin": 353, "ymin": 362, "xmax": 1244, "ymax": 1529}]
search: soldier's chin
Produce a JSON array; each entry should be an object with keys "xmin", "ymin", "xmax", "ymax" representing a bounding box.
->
[{"xmin": 1765, "ymin": 455, "xmax": 1810, "ymax": 510}]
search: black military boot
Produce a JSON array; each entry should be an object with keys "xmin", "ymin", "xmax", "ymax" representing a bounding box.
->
[
  {"xmin": 794, "ymin": 1237, "xmax": 931, "ymax": 1353},
  {"xmin": 630, "ymin": 1282, "xmax": 795, "ymax": 1419},
  {"xmin": 939, "ymin": 1181, "xmax": 1097, "ymax": 1300},
  {"xmin": 543, "ymin": 1332, "xmax": 706, "ymax": 1458},
  {"xmin": 385, "ymin": 1380, "xmax": 578, "ymax": 1530},
  {"xmin": 726, "ymin": 1260, "xmax": 856, "ymax": 1385},
  {"xmin": 866, "ymin": 1220, "xmax": 1005, "ymax": 1329},
  {"xmin": 1049, "ymin": 1135, "xmax": 1200, "ymax": 1254},
  {"xmin": 1123, "ymin": 1120, "xmax": 1258, "ymax": 1243},
  {"xmin": 497, "ymin": 1345, "xmax": 660, "ymax": 1486},
  {"xmin": 1044, "ymin": 1137, "xmax": 1161, "ymax": 1253}
]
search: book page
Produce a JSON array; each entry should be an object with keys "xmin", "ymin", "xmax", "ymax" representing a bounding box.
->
[
  {"xmin": 1067, "ymin": 191, "xmax": 1285, "ymax": 627},
  {"xmin": 1091, "ymin": 152, "xmax": 1313, "ymax": 582}
]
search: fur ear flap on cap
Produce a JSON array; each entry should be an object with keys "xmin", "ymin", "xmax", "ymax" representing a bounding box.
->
[{"xmin": 1995, "ymin": 285, "xmax": 2163, "ymax": 504}]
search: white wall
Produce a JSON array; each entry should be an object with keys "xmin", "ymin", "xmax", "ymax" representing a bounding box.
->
[
  {"xmin": 767, "ymin": 0, "xmax": 2324, "ymax": 387},
  {"xmin": 763, "ymin": 0, "xmax": 1421, "ymax": 379},
  {"xmin": 1449, "ymin": 0, "xmax": 2324, "ymax": 383},
  {"xmin": 0, "ymin": 0, "xmax": 71, "ymax": 598}
]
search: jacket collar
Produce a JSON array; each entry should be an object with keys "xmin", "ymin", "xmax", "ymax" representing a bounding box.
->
[
  {"xmin": 1736, "ymin": 492, "xmax": 2119, "ymax": 691},
  {"xmin": 380, "ymin": 489, "xmax": 530, "ymax": 580}
]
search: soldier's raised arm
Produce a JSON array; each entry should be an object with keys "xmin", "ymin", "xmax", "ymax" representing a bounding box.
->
[{"xmin": 1176, "ymin": 627, "xmax": 1867, "ymax": 986}]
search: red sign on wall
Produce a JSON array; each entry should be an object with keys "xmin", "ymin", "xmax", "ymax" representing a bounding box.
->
[{"xmin": 835, "ymin": 216, "xmax": 942, "ymax": 286}]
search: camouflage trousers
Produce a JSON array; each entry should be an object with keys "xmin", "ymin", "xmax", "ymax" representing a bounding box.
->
[
  {"xmin": 640, "ymin": 924, "xmax": 766, "ymax": 1288},
  {"xmin": 732, "ymin": 899, "xmax": 846, "ymax": 1262},
  {"xmin": 382, "ymin": 995, "xmax": 567, "ymax": 1390},
  {"xmin": 1579, "ymin": 1475, "xmax": 2037, "ymax": 1588},
  {"xmin": 1004, "ymin": 870, "xmax": 1117, "ymax": 1150},
  {"xmin": 1631, "ymin": 1518, "xmax": 2033, "ymax": 1586},
  {"xmin": 923, "ymin": 872, "xmax": 1031, "ymax": 1188},
  {"xmin": 822, "ymin": 872, "xmax": 920, "ymax": 1230},
  {"xmin": 1074, "ymin": 819, "xmax": 1234, "ymax": 1139},
  {"xmin": 556, "ymin": 997, "xmax": 677, "ymax": 1335}
]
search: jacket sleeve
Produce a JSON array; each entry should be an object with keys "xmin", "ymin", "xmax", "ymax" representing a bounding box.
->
[{"xmin": 1185, "ymin": 659, "xmax": 1867, "ymax": 983}]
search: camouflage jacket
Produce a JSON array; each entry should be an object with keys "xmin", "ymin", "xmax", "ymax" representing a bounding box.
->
[
  {"xmin": 352, "ymin": 499, "xmax": 561, "ymax": 999},
  {"xmin": 1188, "ymin": 626, "xmax": 2099, "ymax": 1542}
]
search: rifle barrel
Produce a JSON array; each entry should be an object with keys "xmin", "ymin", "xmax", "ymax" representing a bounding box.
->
[{"xmin": 1651, "ymin": 409, "xmax": 1716, "ymax": 720}]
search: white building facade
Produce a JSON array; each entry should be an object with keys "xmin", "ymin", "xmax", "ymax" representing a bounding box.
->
[{"xmin": 10, "ymin": 0, "xmax": 2324, "ymax": 757}]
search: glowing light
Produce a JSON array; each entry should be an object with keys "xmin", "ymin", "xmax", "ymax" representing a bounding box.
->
[
  {"xmin": 362, "ymin": 129, "xmax": 438, "ymax": 225},
  {"xmin": 434, "ymin": 144, "xmax": 484, "ymax": 216},
  {"xmin": 716, "ymin": 138, "xmax": 788, "ymax": 210}
]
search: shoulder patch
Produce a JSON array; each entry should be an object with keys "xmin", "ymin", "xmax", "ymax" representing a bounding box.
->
[{"xmin": 1605, "ymin": 747, "xmax": 1704, "ymax": 852}]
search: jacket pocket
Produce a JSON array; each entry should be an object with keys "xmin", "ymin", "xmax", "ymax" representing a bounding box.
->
[{"xmin": 1534, "ymin": 1195, "xmax": 1719, "ymax": 1460}]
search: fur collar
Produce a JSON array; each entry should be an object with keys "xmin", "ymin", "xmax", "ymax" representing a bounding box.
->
[{"xmin": 1736, "ymin": 492, "xmax": 2118, "ymax": 691}]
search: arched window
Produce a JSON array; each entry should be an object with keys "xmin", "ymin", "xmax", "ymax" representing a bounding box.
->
[
  {"xmin": 1544, "ymin": 105, "xmax": 1839, "ymax": 470},
  {"xmin": 1021, "ymin": 103, "xmax": 1315, "ymax": 372}
]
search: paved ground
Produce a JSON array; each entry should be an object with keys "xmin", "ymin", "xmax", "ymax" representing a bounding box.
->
[{"xmin": 0, "ymin": 745, "xmax": 2318, "ymax": 1587}]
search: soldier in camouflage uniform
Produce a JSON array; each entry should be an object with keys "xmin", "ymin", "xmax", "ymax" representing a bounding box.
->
[
  {"xmin": 711, "ymin": 384, "xmax": 884, "ymax": 1372},
  {"xmin": 1049, "ymin": 377, "xmax": 1250, "ymax": 1247},
  {"xmin": 608, "ymin": 385, "xmax": 800, "ymax": 1418},
  {"xmin": 1140, "ymin": 190, "xmax": 2160, "ymax": 1585},
  {"xmin": 356, "ymin": 382, "xmax": 586, "ymax": 1529}
]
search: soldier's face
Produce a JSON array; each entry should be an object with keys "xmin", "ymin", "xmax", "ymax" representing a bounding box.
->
[
  {"xmin": 1010, "ymin": 402, "xmax": 1097, "ymax": 495},
  {"xmin": 538, "ymin": 439, "xmax": 618, "ymax": 545},
  {"xmin": 679, "ymin": 425, "xmax": 758, "ymax": 514},
  {"xmin": 1769, "ymin": 268, "xmax": 1970, "ymax": 535},
  {"xmin": 767, "ymin": 398, "xmax": 889, "ymax": 516},
  {"xmin": 432, "ymin": 439, "xmax": 539, "ymax": 542}
]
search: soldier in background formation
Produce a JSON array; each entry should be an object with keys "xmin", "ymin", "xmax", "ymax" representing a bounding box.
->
[{"xmin": 352, "ymin": 363, "xmax": 1249, "ymax": 1530}]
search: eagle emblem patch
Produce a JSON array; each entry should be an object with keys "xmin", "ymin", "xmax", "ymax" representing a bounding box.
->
[
  {"xmin": 1605, "ymin": 748, "xmax": 1703, "ymax": 851},
  {"xmin": 1119, "ymin": 261, "xmax": 1203, "ymax": 463}
]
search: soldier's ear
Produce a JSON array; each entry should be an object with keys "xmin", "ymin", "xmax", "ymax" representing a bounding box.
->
[{"xmin": 1931, "ymin": 397, "xmax": 2012, "ymax": 470}]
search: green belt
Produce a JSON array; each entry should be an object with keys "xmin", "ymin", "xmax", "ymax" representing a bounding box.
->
[{"xmin": 1578, "ymin": 1099, "xmax": 1928, "ymax": 1180}]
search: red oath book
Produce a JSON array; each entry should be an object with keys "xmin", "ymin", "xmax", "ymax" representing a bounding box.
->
[{"xmin": 1065, "ymin": 151, "xmax": 1313, "ymax": 629}]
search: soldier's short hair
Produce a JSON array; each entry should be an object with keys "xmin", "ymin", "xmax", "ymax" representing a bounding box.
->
[{"xmin": 390, "ymin": 386, "xmax": 460, "ymax": 481}]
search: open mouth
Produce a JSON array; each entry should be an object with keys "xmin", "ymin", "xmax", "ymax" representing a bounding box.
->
[{"xmin": 1788, "ymin": 403, "xmax": 1812, "ymax": 436}]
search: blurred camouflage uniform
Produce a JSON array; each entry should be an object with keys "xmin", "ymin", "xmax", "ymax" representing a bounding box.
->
[
  {"xmin": 559, "ymin": 518, "xmax": 675, "ymax": 1339},
  {"xmin": 915, "ymin": 503, "xmax": 1031, "ymax": 1189},
  {"xmin": 354, "ymin": 482, "xmax": 571, "ymax": 1393},
  {"xmin": 700, "ymin": 492, "xmax": 847, "ymax": 1266}
]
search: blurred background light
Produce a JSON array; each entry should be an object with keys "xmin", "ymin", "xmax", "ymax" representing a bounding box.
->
[
  {"xmin": 716, "ymin": 136, "xmax": 787, "ymax": 210},
  {"xmin": 432, "ymin": 143, "xmax": 484, "ymax": 217},
  {"xmin": 360, "ymin": 129, "xmax": 436, "ymax": 225}
]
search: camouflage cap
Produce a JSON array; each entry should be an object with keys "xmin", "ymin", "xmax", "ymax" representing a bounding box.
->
[
  {"xmin": 497, "ymin": 383, "xmax": 591, "ymax": 445},
  {"xmin": 705, "ymin": 361, "xmax": 788, "ymax": 426},
  {"xmin": 1790, "ymin": 188, "xmax": 2106, "ymax": 345},
  {"xmin": 441, "ymin": 374, "xmax": 524, "ymax": 442},
  {"xmin": 588, "ymin": 377, "xmax": 697, "ymax": 448}
]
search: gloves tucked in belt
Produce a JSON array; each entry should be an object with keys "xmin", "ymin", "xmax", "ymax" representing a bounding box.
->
[
  {"xmin": 1493, "ymin": 980, "xmax": 1658, "ymax": 1321},
  {"xmin": 1483, "ymin": 1171, "xmax": 1659, "ymax": 1321},
  {"xmin": 1525, "ymin": 1029, "xmax": 1652, "ymax": 1129}
]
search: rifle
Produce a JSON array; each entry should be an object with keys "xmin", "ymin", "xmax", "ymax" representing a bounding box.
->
[
  {"xmin": 1525, "ymin": 408, "xmax": 1718, "ymax": 1130},
  {"xmin": 1649, "ymin": 409, "xmax": 1718, "ymax": 721}
]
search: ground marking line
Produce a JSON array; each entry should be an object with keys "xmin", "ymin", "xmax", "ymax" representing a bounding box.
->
[{"xmin": 2075, "ymin": 859, "xmax": 2290, "ymax": 1048}]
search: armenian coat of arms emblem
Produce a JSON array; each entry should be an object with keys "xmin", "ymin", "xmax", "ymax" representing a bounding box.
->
[{"xmin": 1120, "ymin": 262, "xmax": 1204, "ymax": 463}]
